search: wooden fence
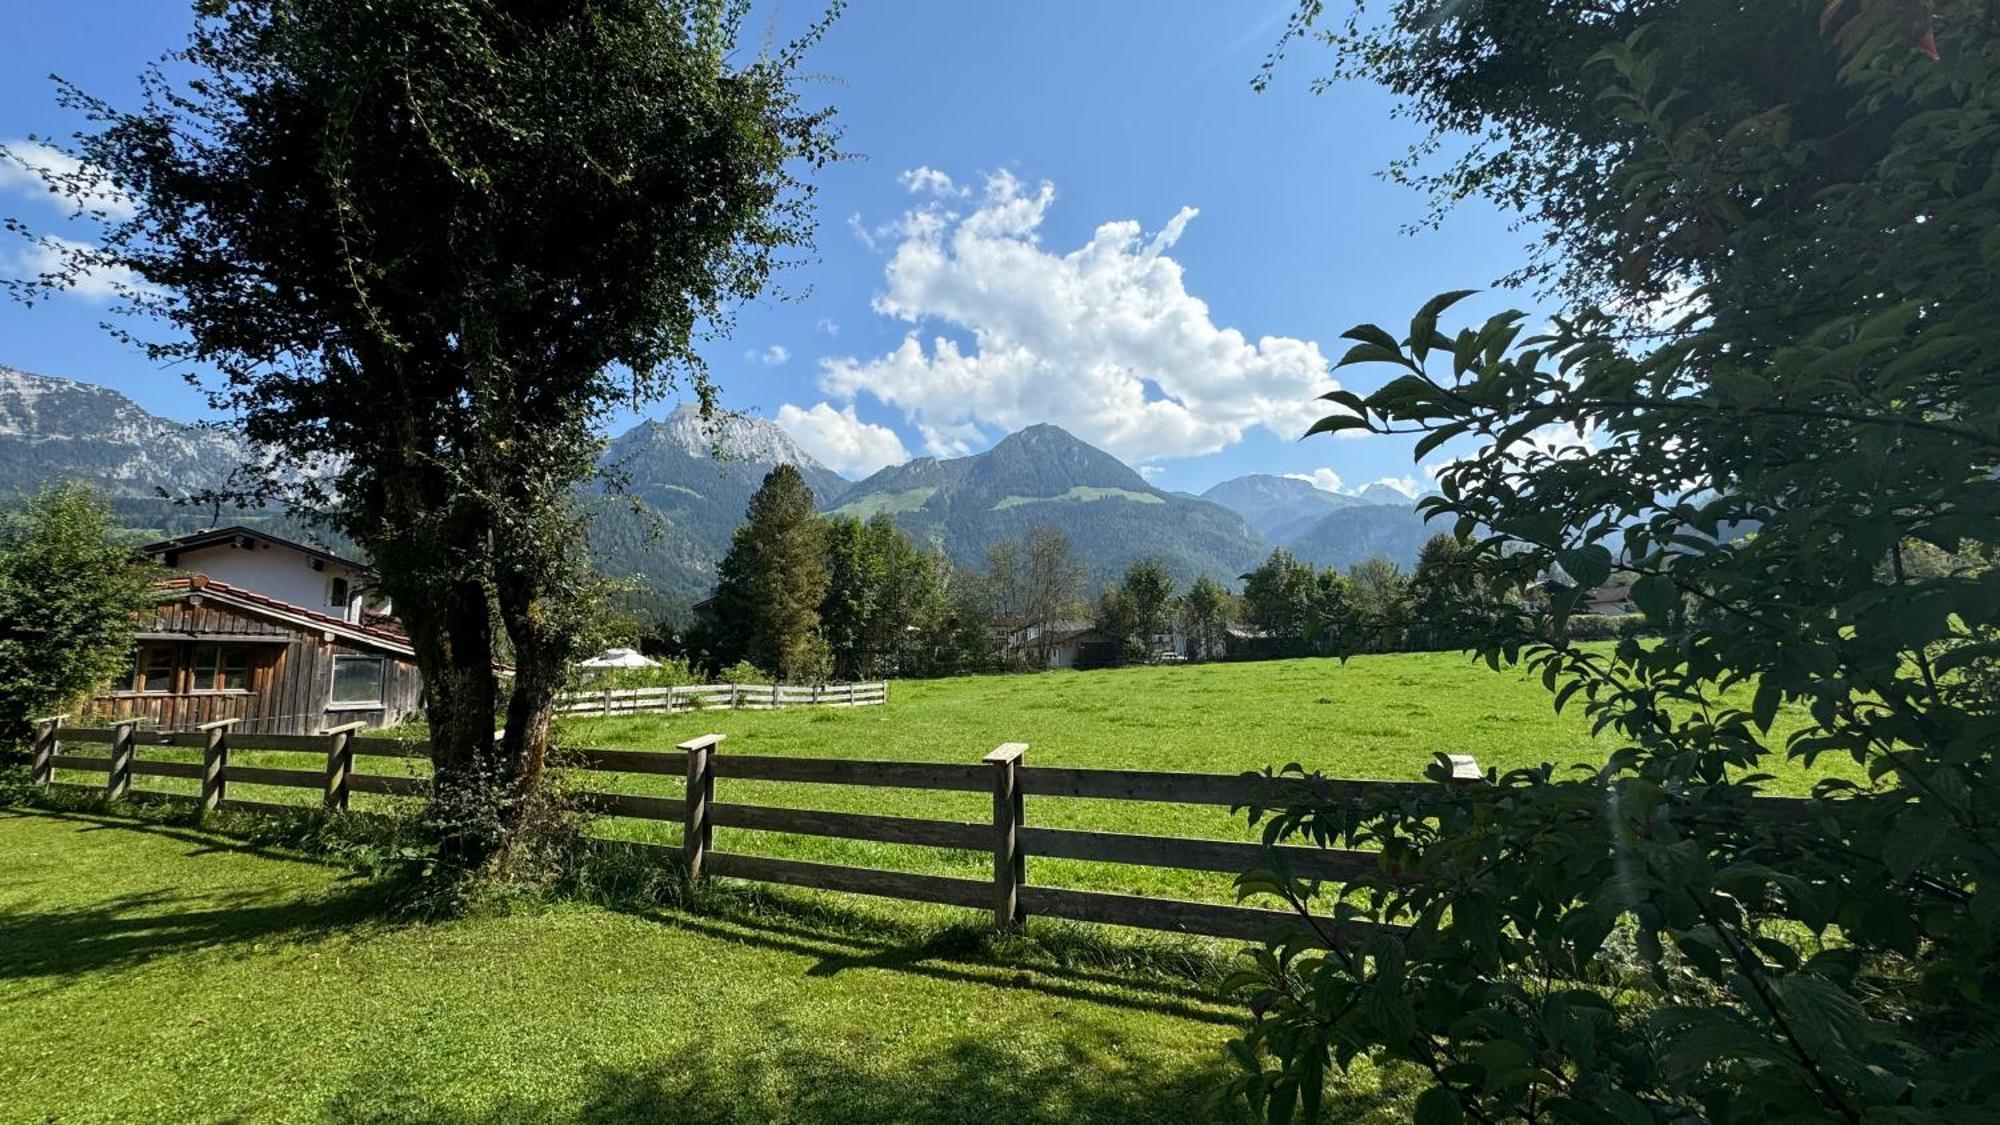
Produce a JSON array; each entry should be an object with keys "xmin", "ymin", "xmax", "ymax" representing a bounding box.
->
[
  {"xmin": 26, "ymin": 716, "xmax": 1480, "ymax": 945},
  {"xmin": 554, "ymin": 681, "xmax": 889, "ymax": 717}
]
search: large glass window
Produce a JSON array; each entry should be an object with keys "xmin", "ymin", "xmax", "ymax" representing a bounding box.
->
[{"xmin": 330, "ymin": 655, "xmax": 385, "ymax": 707}]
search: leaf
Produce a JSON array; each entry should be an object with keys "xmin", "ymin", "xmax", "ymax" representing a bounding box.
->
[
  {"xmin": 1630, "ymin": 573, "xmax": 1676, "ymax": 622},
  {"xmin": 1341, "ymin": 323, "xmax": 1401, "ymax": 352},
  {"xmin": 1410, "ymin": 290, "xmax": 1481, "ymax": 360},
  {"xmin": 1414, "ymin": 1086, "xmax": 1464, "ymax": 1125},
  {"xmin": 1555, "ymin": 545, "xmax": 1613, "ymax": 590},
  {"xmin": 1302, "ymin": 414, "xmax": 1372, "ymax": 439},
  {"xmin": 1337, "ymin": 342, "xmax": 1411, "ymax": 369},
  {"xmin": 1751, "ymin": 677, "xmax": 1781, "ymax": 733},
  {"xmin": 1882, "ymin": 812, "xmax": 1947, "ymax": 878}
]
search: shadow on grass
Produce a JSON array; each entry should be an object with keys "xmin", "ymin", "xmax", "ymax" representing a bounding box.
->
[
  {"xmin": 323, "ymin": 1029, "xmax": 1272, "ymax": 1125},
  {"xmin": 0, "ymin": 810, "xmax": 400, "ymax": 983}
]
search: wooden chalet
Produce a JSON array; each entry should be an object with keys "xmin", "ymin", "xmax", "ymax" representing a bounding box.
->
[{"xmin": 91, "ymin": 573, "xmax": 424, "ymax": 735}]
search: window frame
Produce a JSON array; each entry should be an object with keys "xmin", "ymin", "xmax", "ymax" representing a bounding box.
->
[
  {"xmin": 135, "ymin": 645, "xmax": 176, "ymax": 694},
  {"xmin": 327, "ymin": 575, "xmax": 351, "ymax": 609},
  {"xmin": 186, "ymin": 644, "xmax": 256, "ymax": 694},
  {"xmin": 328, "ymin": 654, "xmax": 387, "ymax": 710}
]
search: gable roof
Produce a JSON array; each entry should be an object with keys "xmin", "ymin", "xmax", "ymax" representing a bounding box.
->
[
  {"xmin": 141, "ymin": 525, "xmax": 372, "ymax": 574},
  {"xmin": 153, "ymin": 574, "xmax": 414, "ymax": 658}
]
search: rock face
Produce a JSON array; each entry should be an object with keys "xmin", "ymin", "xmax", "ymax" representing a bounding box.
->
[
  {"xmin": 0, "ymin": 366, "xmax": 246, "ymax": 500},
  {"xmin": 830, "ymin": 423, "xmax": 1266, "ymax": 586},
  {"xmin": 586, "ymin": 404, "xmax": 852, "ymax": 610}
]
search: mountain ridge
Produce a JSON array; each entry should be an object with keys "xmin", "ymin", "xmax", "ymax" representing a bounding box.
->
[{"xmin": 0, "ymin": 365, "xmax": 1450, "ymax": 614}]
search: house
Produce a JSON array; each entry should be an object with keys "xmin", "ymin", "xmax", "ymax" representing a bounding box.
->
[
  {"xmin": 90, "ymin": 574, "xmax": 423, "ymax": 735},
  {"xmin": 88, "ymin": 527, "xmax": 423, "ymax": 734},
  {"xmin": 140, "ymin": 525, "xmax": 382, "ymax": 624}
]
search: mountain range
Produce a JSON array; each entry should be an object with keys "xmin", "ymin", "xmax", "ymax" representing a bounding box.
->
[{"xmin": 0, "ymin": 365, "xmax": 1445, "ymax": 613}]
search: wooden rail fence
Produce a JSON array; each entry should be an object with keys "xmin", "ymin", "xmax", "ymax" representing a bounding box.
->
[
  {"xmin": 27, "ymin": 716, "xmax": 1481, "ymax": 946},
  {"xmin": 555, "ymin": 681, "xmax": 888, "ymax": 718}
]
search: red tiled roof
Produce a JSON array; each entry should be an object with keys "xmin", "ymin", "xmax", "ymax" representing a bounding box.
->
[{"xmin": 153, "ymin": 574, "xmax": 414, "ymax": 656}]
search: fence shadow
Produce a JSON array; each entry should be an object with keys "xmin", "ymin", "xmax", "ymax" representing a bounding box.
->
[
  {"xmin": 614, "ymin": 892, "xmax": 1246, "ymax": 1029},
  {"xmin": 321, "ymin": 1026, "xmax": 1306, "ymax": 1125}
]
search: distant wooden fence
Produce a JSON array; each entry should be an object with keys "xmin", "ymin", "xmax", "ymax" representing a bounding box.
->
[
  {"xmin": 27, "ymin": 716, "xmax": 1480, "ymax": 946},
  {"xmin": 555, "ymin": 681, "xmax": 889, "ymax": 717}
]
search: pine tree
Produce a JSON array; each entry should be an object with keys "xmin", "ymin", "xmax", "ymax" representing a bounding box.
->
[{"xmin": 712, "ymin": 465, "xmax": 829, "ymax": 682}]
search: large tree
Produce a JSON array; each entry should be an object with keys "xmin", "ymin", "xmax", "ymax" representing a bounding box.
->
[
  {"xmin": 6, "ymin": 1, "xmax": 836, "ymax": 865},
  {"xmin": 1234, "ymin": 2, "xmax": 2000, "ymax": 1121},
  {"xmin": 710, "ymin": 464, "xmax": 831, "ymax": 682}
]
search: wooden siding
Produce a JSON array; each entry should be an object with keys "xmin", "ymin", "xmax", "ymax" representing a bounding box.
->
[{"xmin": 92, "ymin": 596, "xmax": 422, "ymax": 735}]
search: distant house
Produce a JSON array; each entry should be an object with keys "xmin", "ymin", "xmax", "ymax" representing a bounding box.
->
[
  {"xmin": 87, "ymin": 527, "xmax": 423, "ymax": 734},
  {"xmin": 141, "ymin": 526, "xmax": 383, "ymax": 624}
]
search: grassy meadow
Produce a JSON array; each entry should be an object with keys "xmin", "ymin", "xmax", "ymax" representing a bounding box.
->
[
  {"xmin": 48, "ymin": 651, "xmax": 1842, "ymax": 914},
  {"xmin": 5, "ymin": 808, "xmax": 1407, "ymax": 1124},
  {"xmin": 9, "ymin": 651, "xmax": 1853, "ymax": 1122}
]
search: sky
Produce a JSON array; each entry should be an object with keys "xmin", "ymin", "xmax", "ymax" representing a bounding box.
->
[{"xmin": 0, "ymin": 1, "xmax": 1553, "ymax": 497}]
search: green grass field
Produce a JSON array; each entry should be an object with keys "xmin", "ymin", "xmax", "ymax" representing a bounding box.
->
[
  {"xmin": 50, "ymin": 652, "xmax": 1840, "ymax": 914},
  {"xmin": 6, "ymin": 808, "xmax": 1412, "ymax": 1124},
  {"xmin": 12, "ymin": 652, "xmax": 1850, "ymax": 1122}
]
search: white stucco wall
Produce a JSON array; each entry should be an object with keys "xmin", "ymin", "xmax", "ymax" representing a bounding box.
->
[{"xmin": 170, "ymin": 542, "xmax": 369, "ymax": 622}]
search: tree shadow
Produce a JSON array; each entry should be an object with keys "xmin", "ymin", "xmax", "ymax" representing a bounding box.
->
[
  {"xmin": 321, "ymin": 1027, "xmax": 1301, "ymax": 1125},
  {"xmin": 0, "ymin": 811, "xmax": 400, "ymax": 988}
]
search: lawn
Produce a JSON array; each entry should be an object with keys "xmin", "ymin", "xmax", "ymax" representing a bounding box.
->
[
  {"xmin": 0, "ymin": 808, "xmax": 1415, "ymax": 1124},
  {"xmin": 49, "ymin": 652, "xmax": 1844, "ymax": 916}
]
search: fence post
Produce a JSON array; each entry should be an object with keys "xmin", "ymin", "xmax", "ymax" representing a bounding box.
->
[
  {"xmin": 105, "ymin": 721, "xmax": 136, "ymax": 800},
  {"xmin": 29, "ymin": 715, "xmax": 63, "ymax": 788},
  {"xmin": 199, "ymin": 717, "xmax": 240, "ymax": 814},
  {"xmin": 602, "ymin": 686, "xmax": 612, "ymax": 717},
  {"xmin": 322, "ymin": 721, "xmax": 364, "ymax": 811},
  {"xmin": 985, "ymin": 742, "xmax": 1028, "ymax": 930},
  {"xmin": 731, "ymin": 684, "xmax": 742, "ymax": 709},
  {"xmin": 667, "ymin": 685, "xmax": 679, "ymax": 714},
  {"xmin": 680, "ymin": 733, "xmax": 722, "ymax": 883}
]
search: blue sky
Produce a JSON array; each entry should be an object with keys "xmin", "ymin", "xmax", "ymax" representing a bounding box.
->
[{"xmin": 0, "ymin": 1, "xmax": 1549, "ymax": 495}]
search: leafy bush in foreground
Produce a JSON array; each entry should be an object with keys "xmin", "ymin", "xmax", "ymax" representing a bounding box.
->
[{"xmin": 1231, "ymin": 2, "xmax": 2000, "ymax": 1121}]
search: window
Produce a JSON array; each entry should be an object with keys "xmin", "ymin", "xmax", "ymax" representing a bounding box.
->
[
  {"xmin": 327, "ymin": 576, "xmax": 350, "ymax": 609},
  {"xmin": 136, "ymin": 646, "xmax": 175, "ymax": 693},
  {"xmin": 190, "ymin": 645, "xmax": 254, "ymax": 692},
  {"xmin": 330, "ymin": 655, "xmax": 385, "ymax": 708}
]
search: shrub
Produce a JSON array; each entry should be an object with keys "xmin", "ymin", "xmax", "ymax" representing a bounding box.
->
[{"xmin": 0, "ymin": 483, "xmax": 155, "ymax": 747}]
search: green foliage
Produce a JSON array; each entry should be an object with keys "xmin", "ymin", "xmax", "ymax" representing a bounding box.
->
[
  {"xmin": 1094, "ymin": 559, "xmax": 1177, "ymax": 663},
  {"xmin": 1179, "ymin": 575, "xmax": 1237, "ymax": 661},
  {"xmin": 3, "ymin": 0, "xmax": 839, "ymax": 863},
  {"xmin": 715, "ymin": 659, "xmax": 766, "ymax": 686},
  {"xmin": 708, "ymin": 465, "xmax": 832, "ymax": 683},
  {"xmin": 0, "ymin": 482, "xmax": 154, "ymax": 744},
  {"xmin": 1235, "ymin": 2, "xmax": 2000, "ymax": 1121}
]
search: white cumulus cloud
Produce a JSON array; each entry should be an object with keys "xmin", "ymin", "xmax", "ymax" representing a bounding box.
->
[
  {"xmin": 1284, "ymin": 468, "xmax": 1345, "ymax": 494},
  {"xmin": 897, "ymin": 166, "xmax": 967, "ymax": 198},
  {"xmin": 0, "ymin": 140, "xmax": 137, "ymax": 220},
  {"xmin": 747, "ymin": 344, "xmax": 790, "ymax": 366},
  {"xmin": 820, "ymin": 171, "xmax": 1341, "ymax": 462},
  {"xmin": 777, "ymin": 402, "xmax": 911, "ymax": 478}
]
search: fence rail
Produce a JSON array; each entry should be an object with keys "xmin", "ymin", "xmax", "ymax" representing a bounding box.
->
[
  {"xmin": 554, "ymin": 681, "xmax": 888, "ymax": 717},
  {"xmin": 27, "ymin": 716, "xmax": 1476, "ymax": 946}
]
